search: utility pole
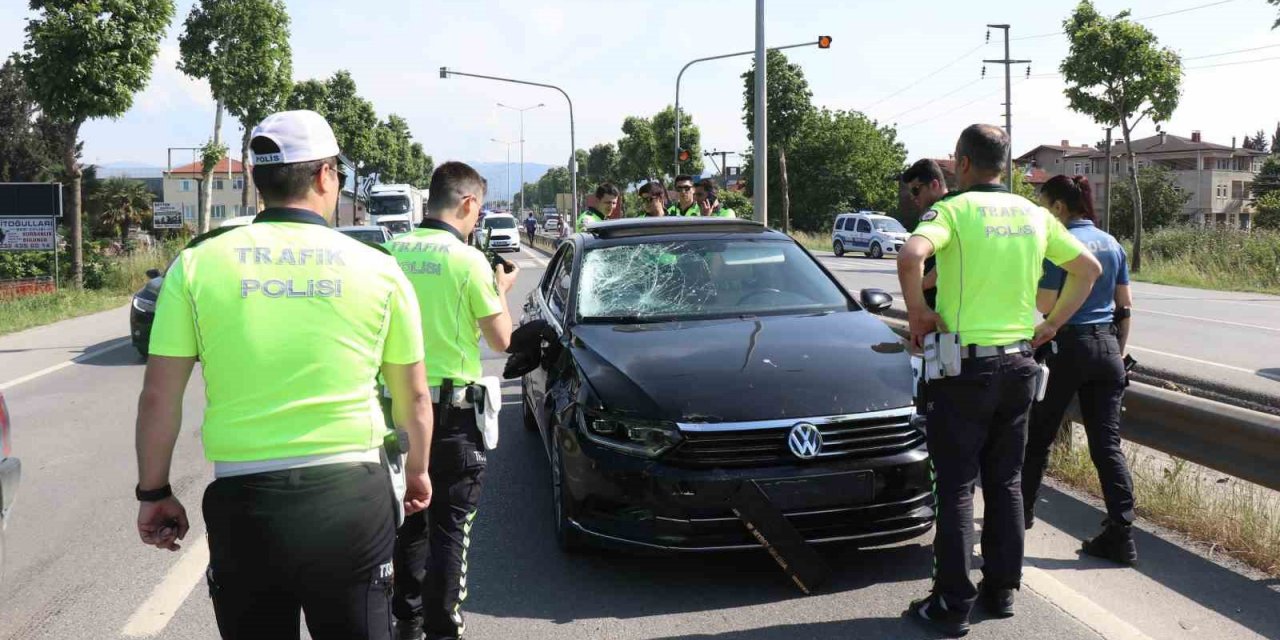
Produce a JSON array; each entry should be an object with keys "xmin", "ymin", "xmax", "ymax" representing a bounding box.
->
[
  {"xmin": 753, "ymin": 0, "xmax": 768, "ymax": 226},
  {"xmin": 1102, "ymin": 126, "xmax": 1114, "ymax": 233},
  {"xmin": 984, "ymin": 25, "xmax": 1030, "ymax": 189},
  {"xmin": 704, "ymin": 149, "xmax": 733, "ymax": 186},
  {"xmin": 497, "ymin": 102, "xmax": 546, "ymax": 215}
]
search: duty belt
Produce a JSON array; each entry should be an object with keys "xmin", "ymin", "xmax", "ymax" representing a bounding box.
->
[
  {"xmin": 430, "ymin": 384, "xmax": 475, "ymax": 409},
  {"xmin": 962, "ymin": 341, "xmax": 1032, "ymax": 359},
  {"xmin": 1058, "ymin": 323, "xmax": 1116, "ymax": 336}
]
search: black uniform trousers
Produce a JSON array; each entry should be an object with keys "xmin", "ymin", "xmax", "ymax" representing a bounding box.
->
[
  {"xmin": 203, "ymin": 462, "xmax": 397, "ymax": 640},
  {"xmin": 1023, "ymin": 325, "xmax": 1136, "ymax": 524},
  {"xmin": 392, "ymin": 405, "xmax": 487, "ymax": 640},
  {"xmin": 926, "ymin": 350, "xmax": 1038, "ymax": 613}
]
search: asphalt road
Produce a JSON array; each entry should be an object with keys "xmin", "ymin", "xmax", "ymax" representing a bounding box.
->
[
  {"xmin": 813, "ymin": 251, "xmax": 1280, "ymax": 402},
  {"xmin": 0, "ymin": 244, "xmax": 1278, "ymax": 639}
]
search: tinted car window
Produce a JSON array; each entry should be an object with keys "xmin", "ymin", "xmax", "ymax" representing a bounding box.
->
[
  {"xmin": 548, "ymin": 246, "xmax": 574, "ymax": 318},
  {"xmin": 340, "ymin": 229, "xmax": 388, "ymax": 243},
  {"xmin": 873, "ymin": 218, "xmax": 907, "ymax": 233},
  {"xmin": 856, "ymin": 219, "xmax": 871, "ymax": 233},
  {"xmin": 485, "ymin": 217, "xmax": 517, "ymax": 229},
  {"xmin": 577, "ymin": 239, "xmax": 848, "ymax": 322}
]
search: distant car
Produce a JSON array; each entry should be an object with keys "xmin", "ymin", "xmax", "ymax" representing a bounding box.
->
[
  {"xmin": 130, "ymin": 267, "xmax": 164, "ymax": 358},
  {"xmin": 544, "ymin": 214, "xmax": 561, "ymax": 232},
  {"xmin": 219, "ymin": 215, "xmax": 256, "ymax": 229},
  {"xmin": 511, "ymin": 217, "xmax": 930, "ymax": 552},
  {"xmin": 376, "ymin": 216, "xmax": 414, "ymax": 236},
  {"xmin": 0, "ymin": 391, "xmax": 21, "ymax": 582},
  {"xmin": 337, "ymin": 225, "xmax": 393, "ymax": 245},
  {"xmin": 831, "ymin": 212, "xmax": 910, "ymax": 259},
  {"xmin": 482, "ymin": 213, "xmax": 521, "ymax": 252}
]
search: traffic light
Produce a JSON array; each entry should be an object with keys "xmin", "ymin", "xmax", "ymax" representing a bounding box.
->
[
  {"xmin": 439, "ymin": 66, "xmax": 449, "ymax": 79},
  {"xmin": 678, "ymin": 149, "xmax": 690, "ymax": 162},
  {"xmin": 818, "ymin": 36, "xmax": 832, "ymax": 49}
]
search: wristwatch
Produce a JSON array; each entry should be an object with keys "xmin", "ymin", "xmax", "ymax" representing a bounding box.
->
[{"xmin": 135, "ymin": 483, "xmax": 173, "ymax": 502}]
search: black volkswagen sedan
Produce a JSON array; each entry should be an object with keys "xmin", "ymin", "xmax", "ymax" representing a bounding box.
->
[{"xmin": 514, "ymin": 218, "xmax": 933, "ymax": 552}]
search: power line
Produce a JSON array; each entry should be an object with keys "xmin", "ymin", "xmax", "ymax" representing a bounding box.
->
[
  {"xmin": 899, "ymin": 81, "xmax": 1022, "ymax": 130},
  {"xmin": 1011, "ymin": 0, "xmax": 1241, "ymax": 41},
  {"xmin": 1184, "ymin": 43, "xmax": 1280, "ymax": 60},
  {"xmin": 862, "ymin": 42, "xmax": 989, "ymax": 111},
  {"xmin": 884, "ymin": 78, "xmax": 986, "ymax": 122},
  {"xmin": 1187, "ymin": 54, "xmax": 1280, "ymax": 69}
]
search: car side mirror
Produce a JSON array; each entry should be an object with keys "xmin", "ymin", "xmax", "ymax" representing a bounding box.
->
[
  {"xmin": 146, "ymin": 268, "xmax": 161, "ymax": 279},
  {"xmin": 860, "ymin": 288, "xmax": 893, "ymax": 314}
]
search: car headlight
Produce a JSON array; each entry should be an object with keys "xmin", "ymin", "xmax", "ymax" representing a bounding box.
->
[
  {"xmin": 132, "ymin": 296, "xmax": 156, "ymax": 313},
  {"xmin": 579, "ymin": 410, "xmax": 683, "ymax": 458}
]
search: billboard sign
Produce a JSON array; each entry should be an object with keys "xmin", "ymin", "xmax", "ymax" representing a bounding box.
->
[
  {"xmin": 152, "ymin": 202, "xmax": 182, "ymax": 229},
  {"xmin": 0, "ymin": 183, "xmax": 60, "ymax": 218},
  {"xmin": 0, "ymin": 217, "xmax": 56, "ymax": 251}
]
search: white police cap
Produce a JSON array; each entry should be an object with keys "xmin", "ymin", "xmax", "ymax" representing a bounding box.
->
[{"xmin": 250, "ymin": 110, "xmax": 341, "ymax": 166}]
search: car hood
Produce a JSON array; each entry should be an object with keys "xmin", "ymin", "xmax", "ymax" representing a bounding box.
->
[
  {"xmin": 487, "ymin": 228, "xmax": 520, "ymax": 238},
  {"xmin": 569, "ymin": 311, "xmax": 912, "ymax": 424}
]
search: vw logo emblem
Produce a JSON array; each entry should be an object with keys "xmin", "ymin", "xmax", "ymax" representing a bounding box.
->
[{"xmin": 788, "ymin": 422, "xmax": 823, "ymax": 459}]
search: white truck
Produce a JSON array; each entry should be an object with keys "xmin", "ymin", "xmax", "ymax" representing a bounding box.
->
[{"xmin": 368, "ymin": 183, "xmax": 425, "ymax": 235}]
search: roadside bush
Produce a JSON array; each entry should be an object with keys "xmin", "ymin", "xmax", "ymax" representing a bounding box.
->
[{"xmin": 1135, "ymin": 225, "xmax": 1280, "ymax": 294}]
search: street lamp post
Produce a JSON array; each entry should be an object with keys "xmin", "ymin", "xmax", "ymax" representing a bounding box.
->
[
  {"xmin": 674, "ymin": 37, "xmax": 831, "ymax": 180},
  {"xmin": 497, "ymin": 103, "xmax": 545, "ymax": 215},
  {"xmin": 491, "ymin": 138, "xmax": 518, "ymax": 206}
]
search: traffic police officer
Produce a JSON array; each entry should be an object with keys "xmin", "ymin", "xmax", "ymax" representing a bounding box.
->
[
  {"xmin": 639, "ymin": 181, "xmax": 667, "ymax": 217},
  {"xmin": 578, "ymin": 182, "xmax": 619, "ymax": 231},
  {"xmin": 135, "ymin": 109, "xmax": 434, "ymax": 639},
  {"xmin": 901, "ymin": 158, "xmax": 951, "ymax": 309},
  {"xmin": 667, "ymin": 174, "xmax": 700, "ymax": 217},
  {"xmin": 694, "ymin": 179, "xmax": 736, "ymax": 218},
  {"xmin": 387, "ymin": 162, "xmax": 518, "ymax": 640},
  {"xmin": 897, "ymin": 124, "xmax": 1101, "ymax": 636},
  {"xmin": 1023, "ymin": 174, "xmax": 1138, "ymax": 564}
]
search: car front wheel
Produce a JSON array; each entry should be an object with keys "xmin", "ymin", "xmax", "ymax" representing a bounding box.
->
[
  {"xmin": 869, "ymin": 242, "xmax": 884, "ymax": 259},
  {"xmin": 833, "ymin": 240, "xmax": 845, "ymax": 257},
  {"xmin": 550, "ymin": 433, "xmax": 587, "ymax": 552}
]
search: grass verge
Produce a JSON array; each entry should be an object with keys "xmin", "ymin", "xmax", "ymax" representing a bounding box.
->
[
  {"xmin": 0, "ymin": 242, "xmax": 182, "ymax": 337},
  {"xmin": 1048, "ymin": 436, "xmax": 1280, "ymax": 577},
  {"xmin": 790, "ymin": 231, "xmax": 830, "ymax": 254}
]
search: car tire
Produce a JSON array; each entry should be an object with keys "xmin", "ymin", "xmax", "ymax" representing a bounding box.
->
[
  {"xmin": 869, "ymin": 242, "xmax": 884, "ymax": 259},
  {"xmin": 550, "ymin": 433, "xmax": 587, "ymax": 553},
  {"xmin": 833, "ymin": 240, "xmax": 845, "ymax": 257}
]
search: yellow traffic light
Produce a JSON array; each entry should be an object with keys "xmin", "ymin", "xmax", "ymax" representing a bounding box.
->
[
  {"xmin": 679, "ymin": 150, "xmax": 690, "ymax": 162},
  {"xmin": 818, "ymin": 36, "xmax": 832, "ymax": 49}
]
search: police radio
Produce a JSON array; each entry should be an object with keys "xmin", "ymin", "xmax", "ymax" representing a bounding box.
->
[{"xmin": 477, "ymin": 227, "xmax": 515, "ymax": 274}]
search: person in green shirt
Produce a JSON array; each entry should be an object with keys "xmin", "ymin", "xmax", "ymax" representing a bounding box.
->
[
  {"xmin": 386, "ymin": 162, "xmax": 519, "ymax": 640},
  {"xmin": 135, "ymin": 109, "xmax": 433, "ymax": 639},
  {"xmin": 639, "ymin": 181, "xmax": 668, "ymax": 217},
  {"xmin": 897, "ymin": 124, "xmax": 1101, "ymax": 636},
  {"xmin": 577, "ymin": 182, "xmax": 619, "ymax": 231},
  {"xmin": 694, "ymin": 179, "xmax": 736, "ymax": 218},
  {"xmin": 667, "ymin": 174, "xmax": 700, "ymax": 217}
]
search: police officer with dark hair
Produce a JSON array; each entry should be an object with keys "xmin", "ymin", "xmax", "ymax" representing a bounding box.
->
[
  {"xmin": 639, "ymin": 181, "xmax": 667, "ymax": 217},
  {"xmin": 694, "ymin": 179, "xmax": 736, "ymax": 218},
  {"xmin": 901, "ymin": 159, "xmax": 950, "ymax": 309},
  {"xmin": 136, "ymin": 109, "xmax": 433, "ymax": 639},
  {"xmin": 1023, "ymin": 174, "xmax": 1138, "ymax": 564},
  {"xmin": 898, "ymin": 124, "xmax": 1101, "ymax": 636},
  {"xmin": 578, "ymin": 182, "xmax": 619, "ymax": 231},
  {"xmin": 388, "ymin": 161, "xmax": 518, "ymax": 640},
  {"xmin": 668, "ymin": 174, "xmax": 700, "ymax": 217}
]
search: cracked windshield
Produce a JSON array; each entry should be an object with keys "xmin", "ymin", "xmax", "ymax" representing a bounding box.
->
[{"xmin": 577, "ymin": 240, "xmax": 848, "ymax": 321}]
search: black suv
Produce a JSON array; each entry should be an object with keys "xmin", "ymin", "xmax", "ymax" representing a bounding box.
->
[{"xmin": 512, "ymin": 218, "xmax": 934, "ymax": 552}]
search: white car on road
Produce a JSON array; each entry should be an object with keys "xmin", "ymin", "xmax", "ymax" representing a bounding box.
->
[
  {"xmin": 831, "ymin": 211, "xmax": 910, "ymax": 259},
  {"xmin": 482, "ymin": 213, "xmax": 521, "ymax": 252}
]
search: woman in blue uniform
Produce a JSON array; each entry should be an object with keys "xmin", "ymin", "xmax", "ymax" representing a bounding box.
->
[{"xmin": 1023, "ymin": 174, "xmax": 1138, "ymax": 565}]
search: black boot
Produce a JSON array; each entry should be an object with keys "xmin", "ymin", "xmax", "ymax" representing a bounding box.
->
[
  {"xmin": 395, "ymin": 616, "xmax": 424, "ymax": 640},
  {"xmin": 904, "ymin": 592, "xmax": 970, "ymax": 637},
  {"xmin": 1082, "ymin": 519, "xmax": 1138, "ymax": 565},
  {"xmin": 978, "ymin": 580, "xmax": 1015, "ymax": 618}
]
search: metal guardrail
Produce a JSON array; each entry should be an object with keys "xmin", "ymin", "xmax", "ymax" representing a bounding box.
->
[{"xmin": 525, "ymin": 238, "xmax": 1280, "ymax": 492}]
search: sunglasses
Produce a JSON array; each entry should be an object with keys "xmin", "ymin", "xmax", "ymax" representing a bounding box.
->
[{"xmin": 675, "ymin": 185, "xmax": 694, "ymax": 191}]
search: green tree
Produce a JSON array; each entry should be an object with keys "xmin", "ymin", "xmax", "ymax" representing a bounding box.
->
[
  {"xmin": 743, "ymin": 50, "xmax": 816, "ymax": 233},
  {"xmin": 177, "ymin": 0, "xmax": 292, "ymax": 214},
  {"xmin": 1060, "ymin": 0, "xmax": 1183, "ymax": 272},
  {"xmin": 747, "ymin": 108, "xmax": 905, "ymax": 232},
  {"xmin": 365, "ymin": 115, "xmax": 433, "ymax": 188},
  {"xmin": 1011, "ymin": 170, "xmax": 1039, "ymax": 200},
  {"xmin": 1109, "ymin": 166, "xmax": 1188, "ymax": 239},
  {"xmin": 617, "ymin": 116, "xmax": 660, "ymax": 185},
  {"xmin": 0, "ymin": 56, "xmax": 60, "ymax": 182},
  {"xmin": 286, "ymin": 71, "xmax": 380, "ymax": 202},
  {"xmin": 1252, "ymin": 157, "xmax": 1280, "ymax": 200},
  {"xmin": 1253, "ymin": 191, "xmax": 1280, "ymax": 230},
  {"xmin": 88, "ymin": 177, "xmax": 155, "ymax": 243},
  {"xmin": 653, "ymin": 105, "xmax": 704, "ymax": 178},
  {"xmin": 1243, "ymin": 130, "xmax": 1269, "ymax": 153},
  {"xmin": 586, "ymin": 143, "xmax": 619, "ymax": 186},
  {"xmin": 21, "ymin": 0, "xmax": 175, "ymax": 286},
  {"xmin": 537, "ymin": 167, "xmax": 571, "ymax": 209}
]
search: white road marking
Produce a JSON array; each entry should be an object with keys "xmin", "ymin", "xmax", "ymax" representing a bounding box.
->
[
  {"xmin": 1136, "ymin": 290, "xmax": 1280, "ymax": 310},
  {"xmin": 121, "ymin": 534, "xmax": 210, "ymax": 637},
  {"xmin": 1128, "ymin": 345, "xmax": 1280, "ymax": 382},
  {"xmin": 1140, "ymin": 309, "xmax": 1280, "ymax": 333},
  {"xmin": 1023, "ymin": 566, "xmax": 1155, "ymax": 640},
  {"xmin": 0, "ymin": 337, "xmax": 132, "ymax": 391}
]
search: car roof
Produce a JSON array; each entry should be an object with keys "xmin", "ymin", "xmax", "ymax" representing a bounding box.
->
[
  {"xmin": 336, "ymin": 225, "xmax": 385, "ymax": 232},
  {"xmin": 577, "ymin": 217, "xmax": 784, "ymax": 244}
]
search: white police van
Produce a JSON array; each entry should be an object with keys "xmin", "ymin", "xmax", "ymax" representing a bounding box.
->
[{"xmin": 831, "ymin": 211, "xmax": 910, "ymax": 259}]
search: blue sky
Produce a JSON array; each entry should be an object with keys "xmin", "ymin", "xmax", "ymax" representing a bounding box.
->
[{"xmin": 2, "ymin": 0, "xmax": 1278, "ymax": 175}]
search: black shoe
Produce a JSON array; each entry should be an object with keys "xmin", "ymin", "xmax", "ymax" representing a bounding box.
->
[
  {"xmin": 904, "ymin": 593, "xmax": 970, "ymax": 637},
  {"xmin": 1082, "ymin": 519, "xmax": 1138, "ymax": 565},
  {"xmin": 395, "ymin": 616, "xmax": 424, "ymax": 640},
  {"xmin": 978, "ymin": 580, "xmax": 1015, "ymax": 618}
]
